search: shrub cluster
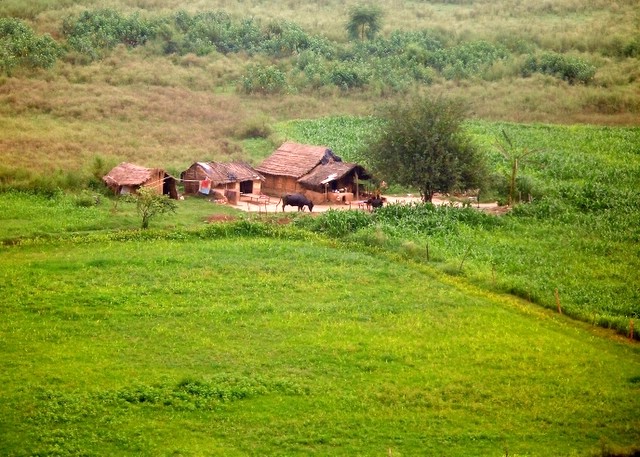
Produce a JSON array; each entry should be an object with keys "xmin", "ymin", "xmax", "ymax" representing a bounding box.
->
[
  {"xmin": 294, "ymin": 202, "xmax": 501, "ymax": 239},
  {"xmin": 165, "ymin": 10, "xmax": 331, "ymax": 58},
  {"xmin": 239, "ymin": 64, "xmax": 289, "ymax": 94},
  {"xmin": 56, "ymin": 9, "xmax": 517, "ymax": 93},
  {"xmin": 62, "ymin": 9, "xmax": 159, "ymax": 61},
  {"xmin": 0, "ymin": 18, "xmax": 61, "ymax": 75},
  {"xmin": 4, "ymin": 9, "xmax": 608, "ymax": 93},
  {"xmin": 423, "ymin": 40, "xmax": 509, "ymax": 80},
  {"xmin": 294, "ymin": 208, "xmax": 373, "ymax": 237},
  {"xmin": 521, "ymin": 52, "xmax": 595, "ymax": 84},
  {"xmin": 375, "ymin": 202, "xmax": 501, "ymax": 236}
]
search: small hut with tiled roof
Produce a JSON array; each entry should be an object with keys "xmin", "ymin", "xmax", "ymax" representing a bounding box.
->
[
  {"xmin": 181, "ymin": 161, "xmax": 264, "ymax": 196},
  {"xmin": 255, "ymin": 142, "xmax": 340, "ymax": 190},
  {"xmin": 102, "ymin": 162, "xmax": 178, "ymax": 199}
]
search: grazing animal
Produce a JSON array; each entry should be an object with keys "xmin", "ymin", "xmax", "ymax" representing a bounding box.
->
[
  {"xmin": 367, "ymin": 196, "xmax": 384, "ymax": 210},
  {"xmin": 281, "ymin": 193, "xmax": 314, "ymax": 212}
]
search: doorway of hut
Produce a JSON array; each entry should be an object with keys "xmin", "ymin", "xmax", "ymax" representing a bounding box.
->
[
  {"xmin": 239, "ymin": 181, "xmax": 253, "ymax": 194},
  {"xmin": 163, "ymin": 175, "xmax": 179, "ymax": 199}
]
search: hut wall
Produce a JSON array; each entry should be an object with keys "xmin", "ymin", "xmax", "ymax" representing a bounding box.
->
[
  {"xmin": 237, "ymin": 179, "xmax": 262, "ymax": 195},
  {"xmin": 163, "ymin": 176, "xmax": 179, "ymax": 199},
  {"xmin": 182, "ymin": 165, "xmax": 208, "ymax": 194},
  {"xmin": 142, "ymin": 169, "xmax": 165, "ymax": 195},
  {"xmin": 262, "ymin": 175, "xmax": 298, "ymax": 196},
  {"xmin": 304, "ymin": 190, "xmax": 325, "ymax": 204}
]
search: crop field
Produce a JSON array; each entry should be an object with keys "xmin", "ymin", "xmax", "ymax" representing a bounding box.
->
[
  {"xmin": 276, "ymin": 118, "xmax": 640, "ymax": 336},
  {"xmin": 1, "ymin": 0, "xmax": 640, "ymax": 454},
  {"xmin": 1, "ymin": 227, "xmax": 639, "ymax": 456}
]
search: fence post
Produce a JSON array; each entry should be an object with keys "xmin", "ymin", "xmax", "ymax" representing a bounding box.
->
[{"xmin": 554, "ymin": 288, "xmax": 562, "ymax": 314}]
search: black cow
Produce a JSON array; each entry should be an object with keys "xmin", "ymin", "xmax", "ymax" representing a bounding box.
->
[
  {"xmin": 367, "ymin": 196, "xmax": 384, "ymax": 210},
  {"xmin": 281, "ymin": 193, "xmax": 314, "ymax": 212}
]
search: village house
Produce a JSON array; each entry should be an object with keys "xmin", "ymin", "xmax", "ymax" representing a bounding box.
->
[
  {"xmin": 180, "ymin": 161, "xmax": 264, "ymax": 204},
  {"xmin": 256, "ymin": 142, "xmax": 371, "ymax": 204},
  {"xmin": 102, "ymin": 162, "xmax": 178, "ymax": 199}
]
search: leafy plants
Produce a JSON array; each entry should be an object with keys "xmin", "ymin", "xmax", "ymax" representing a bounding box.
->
[
  {"xmin": 521, "ymin": 52, "xmax": 596, "ymax": 84},
  {"xmin": 62, "ymin": 9, "xmax": 159, "ymax": 61},
  {"xmin": 0, "ymin": 18, "xmax": 61, "ymax": 74},
  {"xmin": 132, "ymin": 187, "xmax": 177, "ymax": 229},
  {"xmin": 240, "ymin": 64, "xmax": 290, "ymax": 94}
]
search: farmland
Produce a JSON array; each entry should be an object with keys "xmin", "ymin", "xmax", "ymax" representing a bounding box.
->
[
  {"xmin": 278, "ymin": 118, "xmax": 640, "ymax": 337},
  {"xmin": 1, "ymin": 227, "xmax": 640, "ymax": 455},
  {"xmin": 1, "ymin": 0, "xmax": 640, "ymax": 454},
  {"xmin": 1, "ymin": 119, "xmax": 639, "ymax": 452}
]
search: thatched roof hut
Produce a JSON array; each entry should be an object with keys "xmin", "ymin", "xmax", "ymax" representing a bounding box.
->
[
  {"xmin": 256, "ymin": 142, "xmax": 372, "ymax": 202},
  {"xmin": 256, "ymin": 142, "xmax": 342, "ymax": 195},
  {"xmin": 180, "ymin": 162, "xmax": 264, "ymax": 194},
  {"xmin": 298, "ymin": 161, "xmax": 371, "ymax": 192},
  {"xmin": 103, "ymin": 162, "xmax": 178, "ymax": 199},
  {"xmin": 181, "ymin": 162, "xmax": 264, "ymax": 196}
]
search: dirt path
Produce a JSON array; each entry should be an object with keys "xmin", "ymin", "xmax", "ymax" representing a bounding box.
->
[{"xmin": 230, "ymin": 194, "xmax": 503, "ymax": 215}]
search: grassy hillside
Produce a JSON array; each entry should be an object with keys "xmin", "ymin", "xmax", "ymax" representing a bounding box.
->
[
  {"xmin": 1, "ymin": 232, "xmax": 639, "ymax": 456},
  {"xmin": 1, "ymin": 0, "xmax": 639, "ymax": 179}
]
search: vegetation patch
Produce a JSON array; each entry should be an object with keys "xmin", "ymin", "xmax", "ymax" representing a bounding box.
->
[{"xmin": 1, "ymin": 237, "xmax": 639, "ymax": 455}]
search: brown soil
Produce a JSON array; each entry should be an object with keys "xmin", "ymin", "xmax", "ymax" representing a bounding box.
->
[{"xmin": 207, "ymin": 214, "xmax": 239, "ymax": 223}]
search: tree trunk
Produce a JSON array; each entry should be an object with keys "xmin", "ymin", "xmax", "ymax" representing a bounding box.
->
[
  {"xmin": 423, "ymin": 188, "xmax": 434, "ymax": 202},
  {"xmin": 509, "ymin": 157, "xmax": 518, "ymax": 206}
]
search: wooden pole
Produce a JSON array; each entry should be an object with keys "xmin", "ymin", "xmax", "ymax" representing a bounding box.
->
[
  {"xmin": 355, "ymin": 171, "xmax": 359, "ymax": 200},
  {"xmin": 630, "ymin": 319, "xmax": 635, "ymax": 341},
  {"xmin": 554, "ymin": 288, "xmax": 562, "ymax": 314}
]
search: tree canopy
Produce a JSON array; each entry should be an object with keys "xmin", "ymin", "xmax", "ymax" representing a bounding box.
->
[
  {"xmin": 346, "ymin": 5, "xmax": 383, "ymax": 41},
  {"xmin": 134, "ymin": 187, "xmax": 177, "ymax": 229},
  {"xmin": 364, "ymin": 95, "xmax": 487, "ymax": 202}
]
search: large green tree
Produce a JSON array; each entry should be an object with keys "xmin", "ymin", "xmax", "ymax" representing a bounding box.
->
[
  {"xmin": 365, "ymin": 95, "xmax": 487, "ymax": 202},
  {"xmin": 346, "ymin": 5, "xmax": 383, "ymax": 41}
]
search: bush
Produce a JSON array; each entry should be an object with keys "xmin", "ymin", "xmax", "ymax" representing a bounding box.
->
[
  {"xmin": 234, "ymin": 116, "xmax": 273, "ymax": 139},
  {"xmin": 425, "ymin": 40, "xmax": 509, "ymax": 78},
  {"xmin": 328, "ymin": 62, "xmax": 370, "ymax": 89},
  {"xmin": 74, "ymin": 190, "xmax": 101, "ymax": 207},
  {"xmin": 239, "ymin": 64, "xmax": 289, "ymax": 94},
  {"xmin": 373, "ymin": 202, "xmax": 501, "ymax": 237},
  {"xmin": 62, "ymin": 9, "xmax": 158, "ymax": 60},
  {"xmin": 260, "ymin": 21, "xmax": 312, "ymax": 57},
  {"xmin": 622, "ymin": 36, "xmax": 640, "ymax": 58},
  {"xmin": 294, "ymin": 209, "xmax": 373, "ymax": 237},
  {"xmin": 521, "ymin": 52, "xmax": 596, "ymax": 84},
  {"xmin": 0, "ymin": 18, "xmax": 61, "ymax": 74}
]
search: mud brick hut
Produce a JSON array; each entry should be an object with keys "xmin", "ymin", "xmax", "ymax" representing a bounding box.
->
[
  {"xmin": 102, "ymin": 162, "xmax": 178, "ymax": 199},
  {"xmin": 256, "ymin": 142, "xmax": 371, "ymax": 204},
  {"xmin": 181, "ymin": 162, "xmax": 264, "ymax": 203}
]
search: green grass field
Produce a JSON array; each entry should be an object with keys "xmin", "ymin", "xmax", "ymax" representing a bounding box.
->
[
  {"xmin": 2, "ymin": 0, "xmax": 640, "ymax": 453},
  {"xmin": 277, "ymin": 118, "xmax": 640, "ymax": 337},
  {"xmin": 1, "ymin": 233, "xmax": 639, "ymax": 456}
]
